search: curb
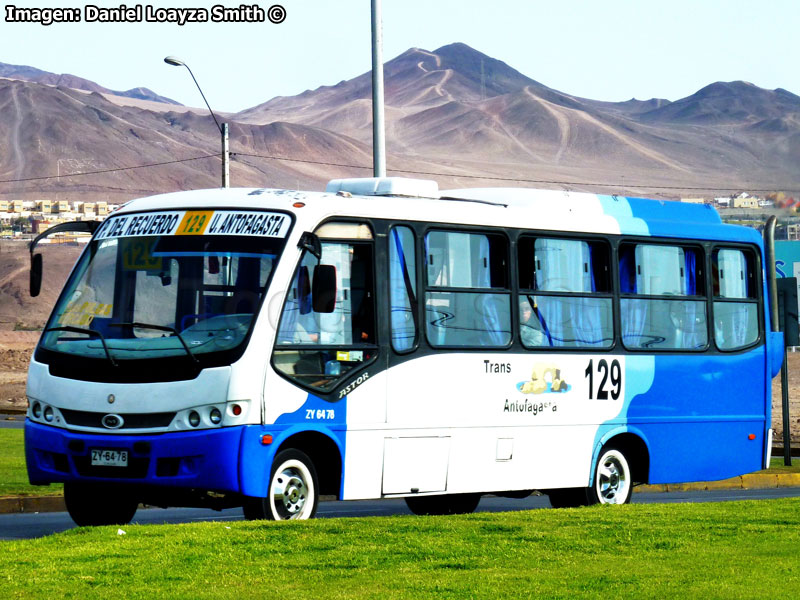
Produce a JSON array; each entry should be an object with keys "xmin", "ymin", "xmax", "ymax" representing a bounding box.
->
[
  {"xmin": 0, "ymin": 495, "xmax": 65, "ymax": 514},
  {"xmin": 3, "ymin": 474, "xmax": 800, "ymax": 515},
  {"xmin": 636, "ymin": 472, "xmax": 800, "ymax": 493}
]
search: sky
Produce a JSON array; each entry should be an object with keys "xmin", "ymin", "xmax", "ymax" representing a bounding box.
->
[{"xmin": 1, "ymin": 0, "xmax": 799, "ymax": 113}]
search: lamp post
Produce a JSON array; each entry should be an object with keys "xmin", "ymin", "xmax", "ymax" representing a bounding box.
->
[
  {"xmin": 370, "ymin": 0, "xmax": 386, "ymax": 178},
  {"xmin": 164, "ymin": 56, "xmax": 229, "ymax": 188}
]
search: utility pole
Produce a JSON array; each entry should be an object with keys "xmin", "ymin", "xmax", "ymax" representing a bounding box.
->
[{"xmin": 371, "ymin": 0, "xmax": 386, "ymax": 178}]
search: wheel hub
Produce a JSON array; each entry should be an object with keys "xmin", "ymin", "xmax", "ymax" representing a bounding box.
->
[
  {"xmin": 273, "ymin": 470, "xmax": 307, "ymax": 517},
  {"xmin": 598, "ymin": 455, "xmax": 627, "ymax": 504}
]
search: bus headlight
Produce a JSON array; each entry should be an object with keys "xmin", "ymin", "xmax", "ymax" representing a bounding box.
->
[
  {"xmin": 188, "ymin": 411, "xmax": 201, "ymax": 427},
  {"xmin": 43, "ymin": 406, "xmax": 54, "ymax": 422},
  {"xmin": 209, "ymin": 408, "xmax": 222, "ymax": 425},
  {"xmin": 32, "ymin": 402, "xmax": 42, "ymax": 419}
]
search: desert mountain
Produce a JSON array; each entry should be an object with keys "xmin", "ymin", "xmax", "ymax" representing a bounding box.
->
[
  {"xmin": 640, "ymin": 81, "xmax": 800, "ymax": 125},
  {"xmin": 0, "ymin": 77, "xmax": 376, "ymax": 202},
  {"xmin": 0, "ymin": 61, "xmax": 180, "ymax": 105},
  {"xmin": 1, "ymin": 43, "xmax": 799, "ymax": 204},
  {"xmin": 235, "ymin": 43, "xmax": 800, "ymax": 194}
]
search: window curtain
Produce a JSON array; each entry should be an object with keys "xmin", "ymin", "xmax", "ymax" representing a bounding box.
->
[
  {"xmin": 680, "ymin": 250, "xmax": 704, "ymax": 349},
  {"xmin": 536, "ymin": 240, "xmax": 606, "ymax": 347},
  {"xmin": 390, "ymin": 228, "xmax": 415, "ymax": 351},
  {"xmin": 476, "ymin": 235, "xmax": 506, "ymax": 346},
  {"xmin": 619, "ymin": 249, "xmax": 647, "ymax": 347},
  {"xmin": 717, "ymin": 250, "xmax": 750, "ymax": 349}
]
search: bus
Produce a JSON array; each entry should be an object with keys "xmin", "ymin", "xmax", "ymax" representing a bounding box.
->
[{"xmin": 24, "ymin": 178, "xmax": 784, "ymax": 525}]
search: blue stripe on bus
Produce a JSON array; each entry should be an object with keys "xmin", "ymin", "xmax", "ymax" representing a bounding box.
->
[
  {"xmin": 593, "ymin": 348, "xmax": 766, "ymax": 486},
  {"xmin": 622, "ymin": 195, "xmax": 762, "ymax": 245},
  {"xmin": 596, "ymin": 195, "xmax": 650, "ymax": 236},
  {"xmin": 238, "ymin": 392, "xmax": 348, "ymax": 498}
]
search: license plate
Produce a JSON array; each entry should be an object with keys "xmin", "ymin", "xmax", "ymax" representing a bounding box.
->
[{"xmin": 91, "ymin": 449, "xmax": 129, "ymax": 467}]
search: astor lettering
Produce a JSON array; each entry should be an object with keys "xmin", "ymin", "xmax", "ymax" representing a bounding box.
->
[{"xmin": 338, "ymin": 372, "xmax": 369, "ymax": 398}]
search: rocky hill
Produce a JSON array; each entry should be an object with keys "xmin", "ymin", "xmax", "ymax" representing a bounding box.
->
[{"xmin": 1, "ymin": 43, "xmax": 799, "ymax": 203}]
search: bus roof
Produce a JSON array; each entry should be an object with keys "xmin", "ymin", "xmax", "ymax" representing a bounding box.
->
[{"xmin": 114, "ymin": 183, "xmax": 763, "ymax": 246}]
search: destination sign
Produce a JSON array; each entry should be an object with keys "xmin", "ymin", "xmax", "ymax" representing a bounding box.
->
[{"xmin": 95, "ymin": 210, "xmax": 290, "ymax": 240}]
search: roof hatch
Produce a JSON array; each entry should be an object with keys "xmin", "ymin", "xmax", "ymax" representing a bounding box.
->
[{"xmin": 325, "ymin": 177, "xmax": 439, "ymax": 198}]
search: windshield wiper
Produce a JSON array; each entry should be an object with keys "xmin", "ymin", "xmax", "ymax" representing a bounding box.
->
[
  {"xmin": 44, "ymin": 326, "xmax": 118, "ymax": 367},
  {"xmin": 109, "ymin": 322, "xmax": 199, "ymax": 364}
]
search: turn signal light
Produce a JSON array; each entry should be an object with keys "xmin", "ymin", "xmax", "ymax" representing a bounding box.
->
[
  {"xmin": 231, "ymin": 404, "xmax": 242, "ymax": 416},
  {"xmin": 748, "ymin": 434, "xmax": 757, "ymax": 441},
  {"xmin": 261, "ymin": 434, "xmax": 273, "ymax": 445}
]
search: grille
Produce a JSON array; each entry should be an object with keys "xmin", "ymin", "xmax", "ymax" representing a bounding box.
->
[{"xmin": 60, "ymin": 409, "xmax": 175, "ymax": 429}]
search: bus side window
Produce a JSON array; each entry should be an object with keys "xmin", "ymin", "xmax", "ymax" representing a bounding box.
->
[
  {"xmin": 424, "ymin": 230, "xmax": 511, "ymax": 348},
  {"xmin": 712, "ymin": 248, "xmax": 759, "ymax": 350},
  {"xmin": 389, "ymin": 226, "xmax": 418, "ymax": 352},
  {"xmin": 620, "ymin": 243, "xmax": 707, "ymax": 351},
  {"xmin": 517, "ymin": 237, "xmax": 613, "ymax": 348}
]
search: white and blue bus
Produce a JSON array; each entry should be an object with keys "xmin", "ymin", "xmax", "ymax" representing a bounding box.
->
[{"xmin": 25, "ymin": 178, "xmax": 784, "ymax": 524}]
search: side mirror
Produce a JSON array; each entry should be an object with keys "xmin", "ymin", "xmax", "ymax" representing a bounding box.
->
[
  {"xmin": 312, "ymin": 265, "xmax": 337, "ymax": 313},
  {"xmin": 27, "ymin": 219, "xmax": 101, "ymax": 297},
  {"xmin": 298, "ymin": 231, "xmax": 322, "ymax": 260},
  {"xmin": 30, "ymin": 253, "xmax": 42, "ymax": 297}
]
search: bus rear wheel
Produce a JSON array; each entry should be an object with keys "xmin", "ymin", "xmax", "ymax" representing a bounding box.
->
[
  {"xmin": 589, "ymin": 446, "xmax": 632, "ymax": 505},
  {"xmin": 243, "ymin": 449, "xmax": 319, "ymax": 521},
  {"xmin": 404, "ymin": 493, "xmax": 481, "ymax": 516},
  {"xmin": 547, "ymin": 445, "xmax": 633, "ymax": 508},
  {"xmin": 64, "ymin": 482, "xmax": 139, "ymax": 527}
]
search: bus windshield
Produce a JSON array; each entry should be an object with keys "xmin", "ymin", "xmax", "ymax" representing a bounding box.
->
[{"xmin": 40, "ymin": 225, "xmax": 287, "ymax": 367}]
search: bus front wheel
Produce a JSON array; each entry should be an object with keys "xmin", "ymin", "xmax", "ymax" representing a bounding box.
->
[
  {"xmin": 64, "ymin": 482, "xmax": 139, "ymax": 527},
  {"xmin": 243, "ymin": 449, "xmax": 319, "ymax": 521}
]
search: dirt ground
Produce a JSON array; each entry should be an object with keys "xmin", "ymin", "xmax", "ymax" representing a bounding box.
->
[
  {"xmin": 0, "ymin": 330, "xmax": 40, "ymax": 413},
  {"xmin": 771, "ymin": 351, "xmax": 800, "ymax": 445}
]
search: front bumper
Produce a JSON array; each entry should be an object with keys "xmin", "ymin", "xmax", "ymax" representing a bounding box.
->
[{"xmin": 25, "ymin": 419, "xmax": 245, "ymax": 493}]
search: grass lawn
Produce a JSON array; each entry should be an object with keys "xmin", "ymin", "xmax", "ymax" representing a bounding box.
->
[
  {"xmin": 763, "ymin": 456, "xmax": 800, "ymax": 473},
  {"xmin": 1, "ymin": 499, "xmax": 799, "ymax": 598},
  {"xmin": 0, "ymin": 428, "xmax": 62, "ymax": 497}
]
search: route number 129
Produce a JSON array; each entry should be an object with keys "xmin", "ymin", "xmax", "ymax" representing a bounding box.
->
[{"xmin": 585, "ymin": 359, "xmax": 622, "ymax": 400}]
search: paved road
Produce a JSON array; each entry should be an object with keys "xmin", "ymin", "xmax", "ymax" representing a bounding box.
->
[
  {"xmin": 3, "ymin": 488, "xmax": 800, "ymax": 541},
  {"xmin": 0, "ymin": 415, "xmax": 24, "ymax": 429}
]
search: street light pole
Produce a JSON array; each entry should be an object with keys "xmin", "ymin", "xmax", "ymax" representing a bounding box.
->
[
  {"xmin": 164, "ymin": 56, "xmax": 229, "ymax": 188},
  {"xmin": 370, "ymin": 0, "xmax": 386, "ymax": 178}
]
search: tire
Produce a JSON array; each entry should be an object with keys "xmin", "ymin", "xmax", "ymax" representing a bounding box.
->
[
  {"xmin": 547, "ymin": 445, "xmax": 632, "ymax": 508},
  {"xmin": 405, "ymin": 493, "xmax": 481, "ymax": 516},
  {"xmin": 547, "ymin": 487, "xmax": 589, "ymax": 509},
  {"xmin": 588, "ymin": 446, "xmax": 632, "ymax": 505},
  {"xmin": 64, "ymin": 482, "xmax": 139, "ymax": 527},
  {"xmin": 243, "ymin": 449, "xmax": 319, "ymax": 521}
]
